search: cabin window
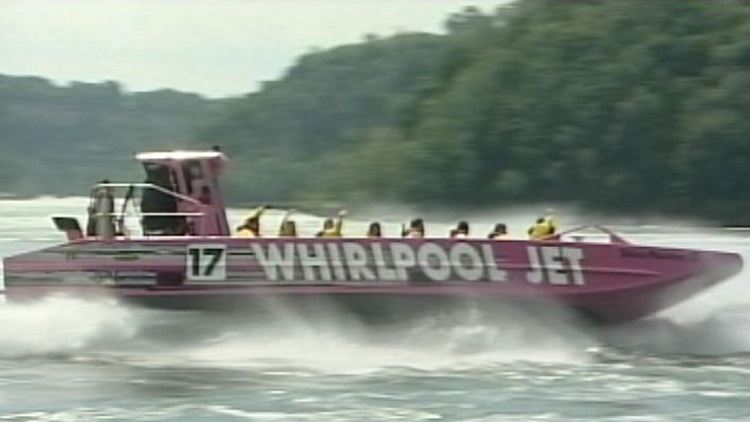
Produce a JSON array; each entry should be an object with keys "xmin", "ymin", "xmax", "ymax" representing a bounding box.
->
[
  {"xmin": 141, "ymin": 163, "xmax": 185, "ymax": 235},
  {"xmin": 182, "ymin": 160, "xmax": 203, "ymax": 195},
  {"xmin": 143, "ymin": 164, "xmax": 174, "ymax": 191}
]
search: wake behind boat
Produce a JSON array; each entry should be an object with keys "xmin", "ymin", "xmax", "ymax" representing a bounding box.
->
[{"xmin": 2, "ymin": 150, "xmax": 742, "ymax": 323}]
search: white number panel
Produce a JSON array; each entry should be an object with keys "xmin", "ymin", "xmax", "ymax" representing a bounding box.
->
[{"xmin": 186, "ymin": 244, "xmax": 226, "ymax": 281}]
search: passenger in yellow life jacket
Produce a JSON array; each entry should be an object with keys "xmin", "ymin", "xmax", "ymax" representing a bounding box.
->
[
  {"xmin": 548, "ymin": 217, "xmax": 557, "ymax": 235},
  {"xmin": 278, "ymin": 209, "xmax": 297, "ymax": 237},
  {"xmin": 316, "ymin": 210, "xmax": 346, "ymax": 237},
  {"xmin": 237, "ymin": 206, "xmax": 265, "ymax": 237},
  {"xmin": 527, "ymin": 213, "xmax": 556, "ymax": 240}
]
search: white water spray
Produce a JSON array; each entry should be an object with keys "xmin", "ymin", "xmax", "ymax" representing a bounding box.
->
[
  {"xmin": 0, "ymin": 296, "xmax": 138, "ymax": 358},
  {"xmin": 116, "ymin": 301, "xmax": 597, "ymax": 373}
]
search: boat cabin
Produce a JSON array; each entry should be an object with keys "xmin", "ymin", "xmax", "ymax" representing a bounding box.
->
[{"xmin": 55, "ymin": 150, "xmax": 231, "ymax": 240}]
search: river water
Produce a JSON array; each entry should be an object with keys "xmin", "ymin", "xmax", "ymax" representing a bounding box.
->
[{"xmin": 1, "ymin": 198, "xmax": 749, "ymax": 421}]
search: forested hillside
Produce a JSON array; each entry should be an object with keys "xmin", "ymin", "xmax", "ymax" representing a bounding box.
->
[
  {"xmin": 194, "ymin": 32, "xmax": 455, "ymax": 202},
  {"xmin": 194, "ymin": 0, "xmax": 750, "ymax": 222},
  {"xmin": 5, "ymin": 0, "xmax": 750, "ymax": 223},
  {"xmin": 0, "ymin": 75, "xmax": 223, "ymax": 196}
]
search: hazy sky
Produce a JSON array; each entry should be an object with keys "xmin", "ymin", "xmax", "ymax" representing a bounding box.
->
[{"xmin": 1, "ymin": 0, "xmax": 498, "ymax": 97}]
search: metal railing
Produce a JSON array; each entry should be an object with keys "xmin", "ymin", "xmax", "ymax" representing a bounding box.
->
[
  {"xmin": 88, "ymin": 182, "xmax": 209, "ymax": 238},
  {"xmin": 550, "ymin": 225, "xmax": 630, "ymax": 244}
]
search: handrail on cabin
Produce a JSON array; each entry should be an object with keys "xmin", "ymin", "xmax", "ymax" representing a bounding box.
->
[
  {"xmin": 548, "ymin": 225, "xmax": 630, "ymax": 244},
  {"xmin": 92, "ymin": 212, "xmax": 205, "ymax": 217},
  {"xmin": 87, "ymin": 182, "xmax": 212, "ymax": 238},
  {"xmin": 92, "ymin": 182, "xmax": 204, "ymax": 207}
]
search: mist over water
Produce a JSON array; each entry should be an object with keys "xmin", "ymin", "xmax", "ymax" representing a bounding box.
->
[{"xmin": 2, "ymin": 198, "xmax": 750, "ymax": 420}]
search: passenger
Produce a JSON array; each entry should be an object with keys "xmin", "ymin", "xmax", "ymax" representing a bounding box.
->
[
  {"xmin": 367, "ymin": 222, "xmax": 382, "ymax": 238},
  {"xmin": 237, "ymin": 217, "xmax": 261, "ymax": 237},
  {"xmin": 316, "ymin": 210, "xmax": 346, "ymax": 237},
  {"xmin": 450, "ymin": 221, "xmax": 470, "ymax": 238},
  {"xmin": 488, "ymin": 223, "xmax": 508, "ymax": 239},
  {"xmin": 546, "ymin": 211, "xmax": 557, "ymax": 235},
  {"xmin": 528, "ymin": 212, "xmax": 556, "ymax": 240},
  {"xmin": 86, "ymin": 179, "xmax": 116, "ymax": 237},
  {"xmin": 279, "ymin": 220, "xmax": 297, "ymax": 237},
  {"xmin": 278, "ymin": 210, "xmax": 297, "ymax": 237},
  {"xmin": 237, "ymin": 206, "xmax": 265, "ymax": 237},
  {"xmin": 403, "ymin": 218, "xmax": 425, "ymax": 238}
]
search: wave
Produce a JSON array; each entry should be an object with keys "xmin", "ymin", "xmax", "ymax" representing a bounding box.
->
[
  {"xmin": 596, "ymin": 303, "xmax": 750, "ymax": 357},
  {"xmin": 1, "ymin": 242, "xmax": 749, "ymax": 370},
  {"xmin": 0, "ymin": 295, "xmax": 595, "ymax": 370},
  {"xmin": 0, "ymin": 295, "xmax": 138, "ymax": 359},
  {"xmin": 155, "ymin": 304, "xmax": 596, "ymax": 372}
]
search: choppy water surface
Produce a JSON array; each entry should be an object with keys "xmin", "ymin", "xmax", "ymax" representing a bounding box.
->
[{"xmin": 1, "ymin": 198, "xmax": 750, "ymax": 421}]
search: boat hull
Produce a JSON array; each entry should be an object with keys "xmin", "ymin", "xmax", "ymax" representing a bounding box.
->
[{"xmin": 2, "ymin": 237, "xmax": 742, "ymax": 323}]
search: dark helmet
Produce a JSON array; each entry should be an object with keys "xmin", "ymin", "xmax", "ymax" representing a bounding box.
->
[{"xmin": 368, "ymin": 222, "xmax": 382, "ymax": 236}]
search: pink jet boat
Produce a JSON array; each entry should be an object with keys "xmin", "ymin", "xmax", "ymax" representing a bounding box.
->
[{"xmin": 1, "ymin": 150, "xmax": 742, "ymax": 323}]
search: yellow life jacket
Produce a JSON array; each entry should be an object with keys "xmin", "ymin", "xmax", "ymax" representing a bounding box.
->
[
  {"xmin": 319, "ymin": 227, "xmax": 342, "ymax": 238},
  {"xmin": 318, "ymin": 217, "xmax": 343, "ymax": 237},
  {"xmin": 528, "ymin": 220, "xmax": 554, "ymax": 240},
  {"xmin": 544, "ymin": 216, "xmax": 556, "ymax": 234},
  {"xmin": 237, "ymin": 227, "xmax": 259, "ymax": 238}
]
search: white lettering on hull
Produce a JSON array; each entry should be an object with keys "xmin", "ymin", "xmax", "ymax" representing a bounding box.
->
[
  {"xmin": 251, "ymin": 243, "xmax": 295, "ymax": 281},
  {"xmin": 327, "ymin": 243, "xmax": 347, "ymax": 280},
  {"xmin": 372, "ymin": 243, "xmax": 399, "ymax": 282},
  {"xmin": 526, "ymin": 246, "xmax": 586, "ymax": 285},
  {"xmin": 526, "ymin": 246, "xmax": 545, "ymax": 284},
  {"xmin": 343, "ymin": 243, "xmax": 375, "ymax": 281},
  {"xmin": 297, "ymin": 243, "xmax": 331, "ymax": 282},
  {"xmin": 417, "ymin": 243, "xmax": 451, "ymax": 281},
  {"xmin": 451, "ymin": 243, "xmax": 483, "ymax": 281},
  {"xmin": 563, "ymin": 247, "xmax": 585, "ymax": 285},
  {"xmin": 248, "ymin": 242, "xmax": 585, "ymax": 285},
  {"xmin": 391, "ymin": 242, "xmax": 416, "ymax": 280},
  {"xmin": 481, "ymin": 244, "xmax": 508, "ymax": 282}
]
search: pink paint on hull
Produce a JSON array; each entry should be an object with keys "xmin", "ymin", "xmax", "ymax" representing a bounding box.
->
[{"xmin": 3, "ymin": 237, "xmax": 742, "ymax": 323}]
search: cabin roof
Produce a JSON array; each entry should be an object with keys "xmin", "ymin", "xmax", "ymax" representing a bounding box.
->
[{"xmin": 135, "ymin": 150, "xmax": 226, "ymax": 162}]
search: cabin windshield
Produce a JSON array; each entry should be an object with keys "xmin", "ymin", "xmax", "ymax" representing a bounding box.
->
[
  {"xmin": 143, "ymin": 163, "xmax": 174, "ymax": 190},
  {"xmin": 141, "ymin": 163, "xmax": 185, "ymax": 235}
]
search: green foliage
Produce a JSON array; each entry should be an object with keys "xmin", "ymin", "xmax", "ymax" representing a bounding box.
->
[
  {"xmin": 6, "ymin": 1, "xmax": 750, "ymax": 223},
  {"xmin": 195, "ymin": 0, "xmax": 750, "ymax": 222},
  {"xmin": 0, "ymin": 75, "xmax": 223, "ymax": 196},
  {"xmin": 193, "ymin": 33, "xmax": 454, "ymax": 203}
]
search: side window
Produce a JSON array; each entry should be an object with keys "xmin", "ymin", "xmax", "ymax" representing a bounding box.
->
[
  {"xmin": 182, "ymin": 161, "xmax": 203, "ymax": 195},
  {"xmin": 169, "ymin": 170, "xmax": 180, "ymax": 192}
]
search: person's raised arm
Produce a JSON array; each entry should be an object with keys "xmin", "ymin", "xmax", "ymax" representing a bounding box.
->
[{"xmin": 334, "ymin": 209, "xmax": 347, "ymax": 236}]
